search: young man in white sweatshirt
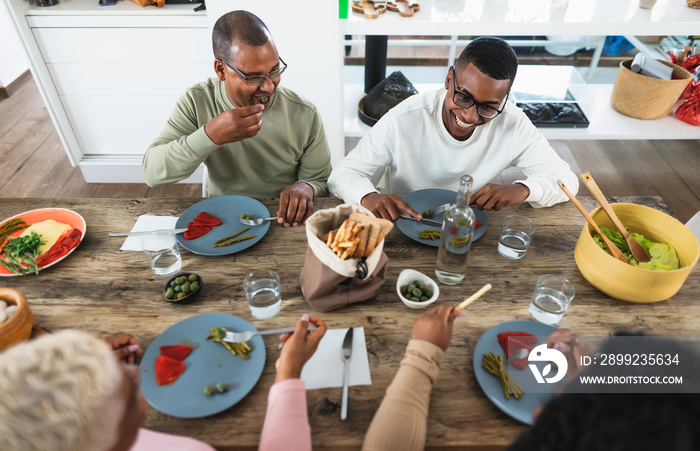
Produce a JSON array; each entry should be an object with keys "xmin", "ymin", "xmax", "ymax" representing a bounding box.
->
[{"xmin": 328, "ymin": 37, "xmax": 578, "ymax": 221}]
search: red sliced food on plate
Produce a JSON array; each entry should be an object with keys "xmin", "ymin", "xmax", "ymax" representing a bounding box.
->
[
  {"xmin": 475, "ymin": 220, "xmax": 483, "ymax": 229},
  {"xmin": 193, "ymin": 211, "xmax": 222, "ymax": 227},
  {"xmin": 36, "ymin": 228, "xmax": 82, "ymax": 267},
  {"xmin": 155, "ymin": 354, "xmax": 186, "ymax": 386},
  {"xmin": 159, "ymin": 345, "xmax": 192, "ymax": 361},
  {"xmin": 184, "ymin": 222, "xmax": 212, "ymax": 240},
  {"xmin": 497, "ymin": 331, "xmax": 539, "ymax": 369}
]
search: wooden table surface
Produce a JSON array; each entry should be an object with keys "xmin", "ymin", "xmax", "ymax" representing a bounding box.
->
[{"xmin": 1, "ymin": 196, "xmax": 698, "ymax": 451}]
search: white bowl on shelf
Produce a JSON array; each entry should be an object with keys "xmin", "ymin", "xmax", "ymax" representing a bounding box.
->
[{"xmin": 396, "ymin": 269, "xmax": 439, "ymax": 309}]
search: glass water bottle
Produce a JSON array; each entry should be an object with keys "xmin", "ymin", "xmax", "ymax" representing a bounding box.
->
[{"xmin": 435, "ymin": 175, "xmax": 476, "ymax": 285}]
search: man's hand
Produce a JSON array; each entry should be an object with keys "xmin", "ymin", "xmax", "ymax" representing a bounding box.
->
[
  {"xmin": 275, "ymin": 314, "xmax": 327, "ymax": 382},
  {"xmin": 471, "ymin": 183, "xmax": 530, "ymax": 211},
  {"xmin": 411, "ymin": 304, "xmax": 457, "ymax": 352},
  {"xmin": 103, "ymin": 334, "xmax": 142, "ymax": 364},
  {"xmin": 361, "ymin": 192, "xmax": 420, "ymax": 221},
  {"xmin": 277, "ymin": 182, "xmax": 315, "ymax": 227},
  {"xmin": 204, "ymin": 104, "xmax": 264, "ymax": 146}
]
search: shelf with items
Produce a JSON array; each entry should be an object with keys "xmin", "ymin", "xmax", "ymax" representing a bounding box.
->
[
  {"xmin": 344, "ymin": 65, "xmax": 700, "ymax": 141},
  {"xmin": 341, "ymin": 0, "xmax": 700, "ymax": 37}
]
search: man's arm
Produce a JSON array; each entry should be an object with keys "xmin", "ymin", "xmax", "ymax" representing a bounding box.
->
[
  {"xmin": 328, "ymin": 118, "xmax": 396, "ymax": 206},
  {"xmin": 142, "ymin": 88, "xmax": 263, "ymax": 188},
  {"xmin": 142, "ymin": 93, "xmax": 219, "ymax": 187},
  {"xmin": 508, "ymin": 119, "xmax": 579, "ymax": 208}
]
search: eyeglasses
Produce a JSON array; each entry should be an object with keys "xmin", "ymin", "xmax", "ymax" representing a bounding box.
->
[
  {"xmin": 219, "ymin": 57, "xmax": 287, "ymax": 86},
  {"xmin": 451, "ymin": 68, "xmax": 508, "ymax": 119}
]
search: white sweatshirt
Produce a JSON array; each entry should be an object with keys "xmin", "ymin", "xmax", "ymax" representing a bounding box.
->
[{"xmin": 329, "ymin": 88, "xmax": 578, "ymax": 207}]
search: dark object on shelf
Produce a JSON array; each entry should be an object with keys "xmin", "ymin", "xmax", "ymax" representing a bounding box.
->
[
  {"xmin": 361, "ymin": 71, "xmax": 418, "ymax": 126},
  {"xmin": 365, "ymin": 36, "xmax": 388, "ymax": 93},
  {"xmin": 358, "ymin": 97, "xmax": 377, "ymax": 126},
  {"xmin": 98, "ymin": 0, "xmax": 115, "ymax": 5},
  {"xmin": 36, "ymin": 0, "xmax": 58, "ymax": 6},
  {"xmin": 517, "ymin": 102, "xmax": 590, "ymax": 128}
]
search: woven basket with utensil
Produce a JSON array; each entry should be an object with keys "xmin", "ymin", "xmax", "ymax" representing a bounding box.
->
[{"xmin": 610, "ymin": 58, "xmax": 692, "ymax": 120}]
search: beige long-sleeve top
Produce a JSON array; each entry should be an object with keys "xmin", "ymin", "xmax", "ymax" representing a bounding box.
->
[{"xmin": 362, "ymin": 339, "xmax": 445, "ymax": 451}]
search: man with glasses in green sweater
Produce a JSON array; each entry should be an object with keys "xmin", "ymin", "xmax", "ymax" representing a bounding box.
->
[{"xmin": 144, "ymin": 10, "xmax": 331, "ymax": 227}]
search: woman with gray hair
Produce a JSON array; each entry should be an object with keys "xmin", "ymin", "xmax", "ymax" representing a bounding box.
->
[{"xmin": 0, "ymin": 330, "xmax": 215, "ymax": 451}]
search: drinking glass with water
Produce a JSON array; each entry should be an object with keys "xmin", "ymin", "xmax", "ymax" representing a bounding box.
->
[
  {"xmin": 498, "ymin": 215, "xmax": 536, "ymax": 260},
  {"xmin": 529, "ymin": 274, "xmax": 575, "ymax": 325},
  {"xmin": 142, "ymin": 231, "xmax": 182, "ymax": 276},
  {"xmin": 243, "ymin": 269, "xmax": 282, "ymax": 319}
]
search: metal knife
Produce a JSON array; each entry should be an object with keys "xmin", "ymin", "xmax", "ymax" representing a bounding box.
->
[
  {"xmin": 108, "ymin": 228, "xmax": 188, "ymax": 237},
  {"xmin": 398, "ymin": 215, "xmax": 442, "ymax": 227},
  {"xmin": 340, "ymin": 327, "xmax": 354, "ymax": 421}
]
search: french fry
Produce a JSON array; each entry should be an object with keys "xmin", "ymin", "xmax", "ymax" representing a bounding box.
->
[{"xmin": 318, "ymin": 215, "xmax": 388, "ymax": 260}]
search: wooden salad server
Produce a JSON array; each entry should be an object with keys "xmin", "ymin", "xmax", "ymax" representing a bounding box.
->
[
  {"xmin": 557, "ymin": 180, "xmax": 629, "ymax": 264},
  {"xmin": 580, "ymin": 172, "xmax": 651, "ymax": 263},
  {"xmin": 351, "ymin": 0, "xmax": 387, "ymax": 19}
]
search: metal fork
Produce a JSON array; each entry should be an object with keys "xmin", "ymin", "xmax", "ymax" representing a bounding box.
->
[
  {"xmin": 239, "ymin": 216, "xmax": 277, "ymax": 226},
  {"xmin": 432, "ymin": 203, "xmax": 455, "ymax": 216},
  {"xmin": 223, "ymin": 325, "xmax": 316, "ymax": 343}
]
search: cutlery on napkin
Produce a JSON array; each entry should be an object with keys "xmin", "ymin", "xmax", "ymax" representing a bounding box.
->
[
  {"xmin": 109, "ymin": 228, "xmax": 187, "ymax": 237},
  {"xmin": 300, "ymin": 328, "xmax": 371, "ymax": 390}
]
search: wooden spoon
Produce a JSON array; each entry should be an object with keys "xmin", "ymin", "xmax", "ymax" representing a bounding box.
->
[
  {"xmin": 580, "ymin": 172, "xmax": 651, "ymax": 263},
  {"xmin": 557, "ymin": 180, "xmax": 629, "ymax": 264}
]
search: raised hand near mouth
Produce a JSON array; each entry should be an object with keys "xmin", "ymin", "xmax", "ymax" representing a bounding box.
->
[{"xmin": 204, "ymin": 104, "xmax": 264, "ymax": 145}]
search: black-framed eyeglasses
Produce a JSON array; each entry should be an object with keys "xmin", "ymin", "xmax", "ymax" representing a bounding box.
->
[
  {"xmin": 219, "ymin": 57, "xmax": 287, "ymax": 86},
  {"xmin": 451, "ymin": 68, "xmax": 508, "ymax": 119}
]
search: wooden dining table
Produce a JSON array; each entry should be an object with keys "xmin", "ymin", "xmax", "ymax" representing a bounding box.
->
[{"xmin": 1, "ymin": 196, "xmax": 698, "ymax": 450}]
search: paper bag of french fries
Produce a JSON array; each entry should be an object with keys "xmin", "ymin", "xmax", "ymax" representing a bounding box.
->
[{"xmin": 300, "ymin": 204, "xmax": 393, "ymax": 312}]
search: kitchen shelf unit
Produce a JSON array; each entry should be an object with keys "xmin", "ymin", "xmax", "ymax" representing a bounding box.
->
[{"xmin": 340, "ymin": 0, "xmax": 700, "ymax": 143}]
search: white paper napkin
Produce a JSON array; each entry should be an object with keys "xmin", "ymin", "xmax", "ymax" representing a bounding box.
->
[
  {"xmin": 119, "ymin": 215, "xmax": 179, "ymax": 251},
  {"xmin": 300, "ymin": 327, "xmax": 372, "ymax": 390}
]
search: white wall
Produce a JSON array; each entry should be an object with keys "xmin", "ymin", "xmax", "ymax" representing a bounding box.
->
[
  {"xmin": 205, "ymin": 0, "xmax": 344, "ymax": 165},
  {"xmin": 0, "ymin": 0, "xmax": 29, "ymax": 87}
]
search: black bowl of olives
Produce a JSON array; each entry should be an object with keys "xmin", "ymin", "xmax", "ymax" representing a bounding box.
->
[{"xmin": 163, "ymin": 273, "xmax": 203, "ymax": 305}]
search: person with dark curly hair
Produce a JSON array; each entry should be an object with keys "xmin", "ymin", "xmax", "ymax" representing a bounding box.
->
[{"xmin": 329, "ymin": 36, "xmax": 578, "ymax": 220}]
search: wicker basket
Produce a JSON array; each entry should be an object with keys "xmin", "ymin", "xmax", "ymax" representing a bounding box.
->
[
  {"xmin": 610, "ymin": 59, "xmax": 692, "ymax": 120},
  {"xmin": 688, "ymin": 0, "xmax": 700, "ymax": 8}
]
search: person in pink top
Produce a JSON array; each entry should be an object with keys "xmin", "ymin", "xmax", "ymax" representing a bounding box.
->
[
  {"xmin": 259, "ymin": 313, "xmax": 327, "ymax": 451},
  {"xmin": 0, "ymin": 314, "xmax": 326, "ymax": 451}
]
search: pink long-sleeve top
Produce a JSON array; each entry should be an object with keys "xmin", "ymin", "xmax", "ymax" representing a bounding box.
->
[
  {"xmin": 259, "ymin": 379, "xmax": 312, "ymax": 451},
  {"xmin": 130, "ymin": 428, "xmax": 216, "ymax": 451}
]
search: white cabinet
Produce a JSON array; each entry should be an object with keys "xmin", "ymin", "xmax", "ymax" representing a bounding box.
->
[
  {"xmin": 4, "ymin": 0, "xmax": 211, "ymax": 182},
  {"xmin": 4, "ymin": 0, "xmax": 343, "ymax": 183}
]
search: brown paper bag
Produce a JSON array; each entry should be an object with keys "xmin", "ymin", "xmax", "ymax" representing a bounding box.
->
[{"xmin": 300, "ymin": 204, "xmax": 390, "ymax": 312}]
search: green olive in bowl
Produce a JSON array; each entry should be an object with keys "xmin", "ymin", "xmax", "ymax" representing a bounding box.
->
[{"xmin": 163, "ymin": 273, "xmax": 203, "ymax": 305}]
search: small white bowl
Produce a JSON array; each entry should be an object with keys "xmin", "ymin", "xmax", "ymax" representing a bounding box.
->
[{"xmin": 396, "ymin": 269, "xmax": 439, "ymax": 309}]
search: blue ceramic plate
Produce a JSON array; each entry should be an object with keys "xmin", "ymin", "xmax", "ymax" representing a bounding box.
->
[
  {"xmin": 396, "ymin": 189, "xmax": 488, "ymax": 247},
  {"xmin": 472, "ymin": 320, "xmax": 559, "ymax": 425},
  {"xmin": 175, "ymin": 195, "xmax": 270, "ymax": 256},
  {"xmin": 139, "ymin": 313, "xmax": 265, "ymax": 418}
]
